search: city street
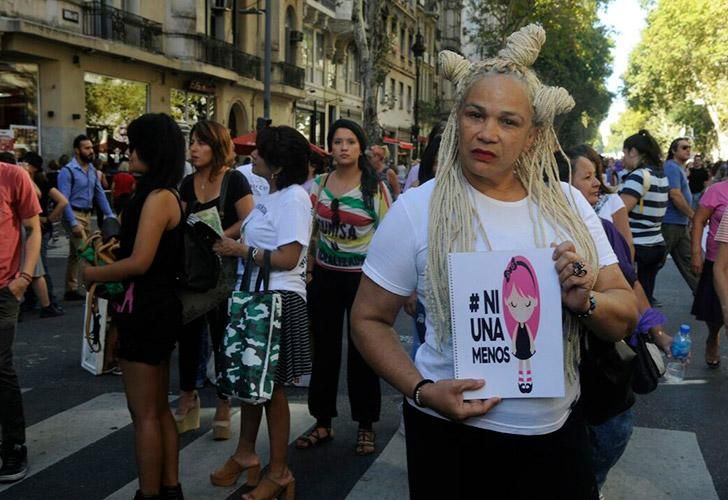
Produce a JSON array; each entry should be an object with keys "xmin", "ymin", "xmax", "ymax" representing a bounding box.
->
[{"xmin": 1, "ymin": 237, "xmax": 726, "ymax": 500}]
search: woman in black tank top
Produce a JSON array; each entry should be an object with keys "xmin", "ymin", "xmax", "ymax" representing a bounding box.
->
[{"xmin": 82, "ymin": 113, "xmax": 186, "ymax": 500}]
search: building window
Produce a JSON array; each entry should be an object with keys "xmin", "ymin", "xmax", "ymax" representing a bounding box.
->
[
  {"xmin": 399, "ymin": 28, "xmax": 405, "ymax": 57},
  {"xmin": 315, "ymin": 32, "xmax": 325, "ymax": 85},
  {"xmin": 399, "ymin": 82, "xmax": 404, "ymax": 110},
  {"xmin": 0, "ymin": 62, "xmax": 39, "ymax": 154},
  {"xmin": 379, "ymin": 83, "xmax": 385, "ymax": 104},
  {"xmin": 303, "ymin": 29, "xmax": 314, "ymax": 83},
  {"xmin": 171, "ymin": 89, "xmax": 215, "ymax": 127},
  {"xmin": 407, "ymin": 85, "xmax": 412, "ymax": 113},
  {"xmin": 408, "ymin": 32, "xmax": 413, "ymax": 61},
  {"xmin": 85, "ymin": 73, "xmax": 149, "ymax": 157},
  {"xmin": 390, "ymin": 78, "xmax": 395, "ymax": 108},
  {"xmin": 345, "ymin": 45, "xmax": 361, "ymax": 96}
]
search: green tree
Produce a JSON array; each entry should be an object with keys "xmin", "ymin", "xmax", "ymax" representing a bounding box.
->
[
  {"xmin": 464, "ymin": 0, "xmax": 614, "ymax": 148},
  {"xmin": 623, "ymin": 0, "xmax": 728, "ymax": 156}
]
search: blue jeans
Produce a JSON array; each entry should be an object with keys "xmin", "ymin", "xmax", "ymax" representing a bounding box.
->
[{"xmin": 588, "ymin": 408, "xmax": 634, "ymax": 489}]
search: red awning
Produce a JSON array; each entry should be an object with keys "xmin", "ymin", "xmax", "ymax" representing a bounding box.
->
[
  {"xmin": 399, "ymin": 141, "xmax": 414, "ymax": 150},
  {"xmin": 310, "ymin": 143, "xmax": 329, "ymax": 157},
  {"xmin": 234, "ymin": 131, "xmax": 329, "ymax": 158},
  {"xmin": 382, "ymin": 136, "xmax": 399, "ymax": 145},
  {"xmin": 232, "ymin": 131, "xmax": 257, "ymax": 155}
]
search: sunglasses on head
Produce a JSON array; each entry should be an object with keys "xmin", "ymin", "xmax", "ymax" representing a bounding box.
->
[{"xmin": 330, "ymin": 198, "xmax": 340, "ymax": 226}]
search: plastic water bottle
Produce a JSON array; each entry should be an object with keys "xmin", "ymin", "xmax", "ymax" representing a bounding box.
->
[{"xmin": 667, "ymin": 324, "xmax": 692, "ymax": 382}]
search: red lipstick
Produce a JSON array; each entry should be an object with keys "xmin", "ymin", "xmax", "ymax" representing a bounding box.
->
[{"xmin": 472, "ymin": 149, "xmax": 497, "ymax": 162}]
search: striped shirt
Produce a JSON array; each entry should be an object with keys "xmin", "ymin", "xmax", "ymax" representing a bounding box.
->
[
  {"xmin": 311, "ymin": 173, "xmax": 392, "ymax": 272},
  {"xmin": 619, "ymin": 166, "xmax": 669, "ymax": 246},
  {"xmin": 715, "ymin": 211, "xmax": 728, "ymax": 244}
]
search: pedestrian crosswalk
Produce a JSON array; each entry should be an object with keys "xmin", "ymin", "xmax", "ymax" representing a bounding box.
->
[{"xmin": 1, "ymin": 386, "xmax": 721, "ymax": 500}]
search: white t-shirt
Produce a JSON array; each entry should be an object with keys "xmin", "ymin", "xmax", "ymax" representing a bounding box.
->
[
  {"xmin": 237, "ymin": 163, "xmax": 270, "ymax": 200},
  {"xmin": 595, "ymin": 193, "xmax": 625, "ymax": 223},
  {"xmin": 362, "ymin": 181, "xmax": 617, "ymax": 436},
  {"xmin": 238, "ymin": 185, "xmax": 312, "ymax": 299}
]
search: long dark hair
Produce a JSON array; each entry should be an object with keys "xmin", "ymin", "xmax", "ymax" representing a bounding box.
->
[
  {"xmin": 623, "ymin": 129, "xmax": 662, "ymax": 170},
  {"xmin": 326, "ymin": 119, "xmax": 378, "ymax": 210},
  {"xmin": 127, "ymin": 113, "xmax": 185, "ymax": 197}
]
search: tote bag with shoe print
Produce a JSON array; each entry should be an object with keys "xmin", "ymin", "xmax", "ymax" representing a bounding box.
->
[{"xmin": 218, "ymin": 250, "xmax": 282, "ymax": 404}]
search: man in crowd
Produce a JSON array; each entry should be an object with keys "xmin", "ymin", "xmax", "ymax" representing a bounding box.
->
[
  {"xmin": 0, "ymin": 161, "xmax": 41, "ymax": 482},
  {"xmin": 688, "ymin": 153, "xmax": 710, "ymax": 211},
  {"xmin": 57, "ymin": 135, "xmax": 114, "ymax": 300},
  {"xmin": 659, "ymin": 137, "xmax": 699, "ymax": 293}
]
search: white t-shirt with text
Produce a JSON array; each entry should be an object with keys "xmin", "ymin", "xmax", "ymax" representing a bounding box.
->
[
  {"xmin": 237, "ymin": 163, "xmax": 270, "ymax": 200},
  {"xmin": 362, "ymin": 181, "xmax": 617, "ymax": 436},
  {"xmin": 238, "ymin": 185, "xmax": 312, "ymax": 299}
]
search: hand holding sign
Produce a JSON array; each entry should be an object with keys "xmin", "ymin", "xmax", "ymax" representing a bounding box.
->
[
  {"xmin": 551, "ymin": 241, "xmax": 595, "ymax": 314},
  {"xmin": 418, "ymin": 379, "xmax": 501, "ymax": 422}
]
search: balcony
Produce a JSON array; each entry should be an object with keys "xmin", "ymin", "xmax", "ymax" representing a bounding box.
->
[
  {"xmin": 83, "ymin": 2, "xmax": 162, "ymax": 53},
  {"xmin": 198, "ymin": 37, "xmax": 261, "ymax": 80},
  {"xmin": 314, "ymin": 0, "xmax": 337, "ymax": 11},
  {"xmin": 274, "ymin": 62, "xmax": 305, "ymax": 89}
]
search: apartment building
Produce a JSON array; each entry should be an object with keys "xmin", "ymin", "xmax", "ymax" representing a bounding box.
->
[
  {"xmin": 0, "ymin": 0, "xmax": 306, "ymax": 159},
  {"xmin": 298, "ymin": 0, "xmax": 463, "ymax": 154}
]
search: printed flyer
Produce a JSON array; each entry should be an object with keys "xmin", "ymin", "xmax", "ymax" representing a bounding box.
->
[{"xmin": 448, "ymin": 249, "xmax": 564, "ymax": 399}]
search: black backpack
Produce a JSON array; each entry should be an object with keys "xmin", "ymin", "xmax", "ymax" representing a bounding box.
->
[{"xmin": 180, "ymin": 170, "xmax": 231, "ymax": 291}]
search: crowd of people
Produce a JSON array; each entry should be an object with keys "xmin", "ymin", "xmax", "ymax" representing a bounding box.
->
[{"xmin": 2, "ymin": 22, "xmax": 728, "ymax": 500}]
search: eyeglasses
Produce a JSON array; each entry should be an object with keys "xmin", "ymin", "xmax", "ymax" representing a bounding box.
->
[
  {"xmin": 680, "ymin": 145, "xmax": 691, "ymax": 150},
  {"xmin": 330, "ymin": 198, "xmax": 340, "ymax": 226}
]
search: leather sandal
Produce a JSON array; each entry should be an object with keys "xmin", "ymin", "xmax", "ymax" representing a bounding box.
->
[
  {"xmin": 241, "ymin": 467, "xmax": 295, "ymax": 500},
  {"xmin": 295, "ymin": 426, "xmax": 334, "ymax": 449},
  {"xmin": 210, "ymin": 456, "xmax": 261, "ymax": 487},
  {"xmin": 355, "ymin": 428, "xmax": 376, "ymax": 456}
]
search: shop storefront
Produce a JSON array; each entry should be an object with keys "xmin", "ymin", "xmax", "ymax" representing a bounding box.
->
[{"xmin": 0, "ymin": 62, "xmax": 40, "ymax": 155}]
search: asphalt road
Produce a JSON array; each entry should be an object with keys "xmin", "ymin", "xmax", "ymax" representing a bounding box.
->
[{"xmin": 2, "ymin": 243, "xmax": 726, "ymax": 500}]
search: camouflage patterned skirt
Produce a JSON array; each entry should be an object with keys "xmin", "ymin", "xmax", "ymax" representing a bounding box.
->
[{"xmin": 275, "ymin": 290, "xmax": 312, "ymax": 384}]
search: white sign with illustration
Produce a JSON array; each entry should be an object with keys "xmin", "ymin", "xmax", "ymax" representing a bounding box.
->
[{"xmin": 448, "ymin": 249, "xmax": 564, "ymax": 399}]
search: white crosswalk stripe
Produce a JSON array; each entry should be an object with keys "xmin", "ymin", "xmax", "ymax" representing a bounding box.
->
[{"xmin": 0, "ymin": 393, "xmax": 131, "ymax": 493}]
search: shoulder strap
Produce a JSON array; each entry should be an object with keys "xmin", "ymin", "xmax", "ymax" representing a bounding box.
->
[
  {"xmin": 63, "ymin": 165, "xmax": 75, "ymax": 193},
  {"xmin": 639, "ymin": 168, "xmax": 651, "ymax": 214},
  {"xmin": 217, "ymin": 169, "xmax": 232, "ymax": 221}
]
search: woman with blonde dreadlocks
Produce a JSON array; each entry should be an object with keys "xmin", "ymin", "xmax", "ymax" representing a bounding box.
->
[{"xmin": 352, "ymin": 25, "xmax": 638, "ymax": 499}]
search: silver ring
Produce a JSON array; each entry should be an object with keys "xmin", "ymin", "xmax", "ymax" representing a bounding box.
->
[{"xmin": 572, "ymin": 261, "xmax": 587, "ymax": 277}]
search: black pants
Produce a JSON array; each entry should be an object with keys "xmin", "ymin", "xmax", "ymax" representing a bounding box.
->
[
  {"xmin": 178, "ymin": 301, "xmax": 228, "ymax": 399},
  {"xmin": 403, "ymin": 399, "xmax": 598, "ymax": 499},
  {"xmin": 634, "ymin": 244, "xmax": 666, "ymax": 301},
  {"xmin": 307, "ymin": 266, "xmax": 381, "ymax": 425},
  {"xmin": 0, "ymin": 287, "xmax": 25, "ymax": 448}
]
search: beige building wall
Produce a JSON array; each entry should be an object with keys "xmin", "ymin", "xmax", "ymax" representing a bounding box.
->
[{"xmin": 0, "ymin": 0, "xmax": 306, "ymax": 160}]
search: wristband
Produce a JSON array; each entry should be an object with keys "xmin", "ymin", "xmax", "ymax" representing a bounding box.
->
[
  {"xmin": 575, "ymin": 293, "xmax": 597, "ymax": 319},
  {"xmin": 18, "ymin": 272, "xmax": 32, "ymax": 284},
  {"xmin": 413, "ymin": 379, "xmax": 434, "ymax": 408}
]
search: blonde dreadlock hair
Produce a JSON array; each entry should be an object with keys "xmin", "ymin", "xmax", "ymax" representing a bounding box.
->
[{"xmin": 426, "ymin": 24, "xmax": 598, "ymax": 383}]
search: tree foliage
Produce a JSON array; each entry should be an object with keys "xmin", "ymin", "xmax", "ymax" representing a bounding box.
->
[
  {"xmin": 85, "ymin": 76, "xmax": 147, "ymax": 129},
  {"xmin": 464, "ymin": 0, "xmax": 613, "ymax": 148},
  {"xmin": 623, "ymin": 0, "xmax": 728, "ymax": 156}
]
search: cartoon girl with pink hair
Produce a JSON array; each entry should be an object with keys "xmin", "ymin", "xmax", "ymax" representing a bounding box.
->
[{"xmin": 502, "ymin": 256, "xmax": 541, "ymax": 394}]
